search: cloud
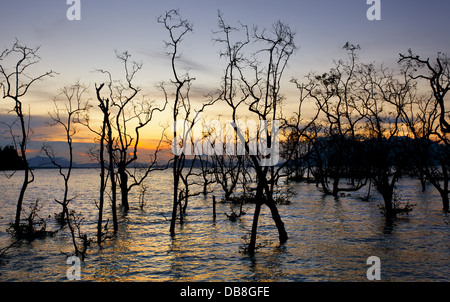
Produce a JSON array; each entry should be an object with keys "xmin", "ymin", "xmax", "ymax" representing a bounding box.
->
[
  {"xmin": 137, "ymin": 48, "xmax": 216, "ymax": 76},
  {"xmin": 0, "ymin": 112, "xmax": 53, "ymax": 138},
  {"xmin": 33, "ymin": 17, "xmax": 68, "ymax": 41},
  {"xmin": 29, "ymin": 141, "xmax": 98, "ymax": 164}
]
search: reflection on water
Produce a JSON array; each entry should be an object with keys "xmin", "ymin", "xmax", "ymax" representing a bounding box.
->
[{"xmin": 0, "ymin": 169, "xmax": 449, "ymax": 281}]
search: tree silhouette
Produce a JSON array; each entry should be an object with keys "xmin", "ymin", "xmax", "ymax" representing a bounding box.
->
[
  {"xmin": 158, "ymin": 10, "xmax": 217, "ymax": 237},
  {"xmin": 42, "ymin": 81, "xmax": 90, "ymax": 257},
  {"xmin": 97, "ymin": 51, "xmax": 167, "ymax": 212},
  {"xmin": 211, "ymin": 12, "xmax": 249, "ymax": 202},
  {"xmin": 215, "ymin": 15, "xmax": 295, "ymax": 254},
  {"xmin": 357, "ymin": 63, "xmax": 414, "ymax": 218},
  {"xmin": 280, "ymin": 79, "xmax": 319, "ymax": 183},
  {"xmin": 399, "ymin": 50, "xmax": 450, "ymax": 140},
  {"xmin": 97, "ymin": 82, "xmax": 116, "ymax": 240},
  {"xmin": 399, "ymin": 79, "xmax": 449, "ymax": 212},
  {"xmin": 303, "ymin": 43, "xmax": 368, "ymax": 197},
  {"xmin": 78, "ymin": 80, "xmax": 116, "ymax": 241}
]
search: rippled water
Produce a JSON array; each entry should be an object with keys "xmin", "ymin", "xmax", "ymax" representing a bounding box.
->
[{"xmin": 0, "ymin": 169, "xmax": 449, "ymax": 281}]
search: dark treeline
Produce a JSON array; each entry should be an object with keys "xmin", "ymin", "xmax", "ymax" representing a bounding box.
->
[
  {"xmin": 281, "ymin": 43, "xmax": 449, "ymax": 218},
  {"xmin": 0, "ymin": 10, "xmax": 449, "ymax": 259}
]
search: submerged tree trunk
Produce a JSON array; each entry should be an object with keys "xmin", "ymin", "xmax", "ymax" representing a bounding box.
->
[
  {"xmin": 96, "ymin": 84, "xmax": 108, "ymax": 243},
  {"xmin": 441, "ymin": 166, "xmax": 449, "ymax": 213},
  {"xmin": 332, "ymin": 176, "xmax": 340, "ymax": 197},
  {"xmin": 15, "ymin": 164, "xmax": 29, "ymax": 231},
  {"xmin": 265, "ymin": 197, "xmax": 288, "ymax": 244},
  {"xmin": 246, "ymin": 155, "xmax": 289, "ymax": 255},
  {"xmin": 441, "ymin": 191, "xmax": 449, "ymax": 213},
  {"xmin": 108, "ymin": 138, "xmax": 118, "ymax": 231},
  {"xmin": 248, "ymin": 191, "xmax": 263, "ymax": 255},
  {"xmin": 431, "ymin": 175, "xmax": 450, "ymax": 213},
  {"xmin": 118, "ymin": 167, "xmax": 129, "ymax": 212},
  {"xmin": 247, "ymin": 178, "xmax": 288, "ymax": 255},
  {"xmin": 14, "ymin": 103, "xmax": 33, "ymax": 232},
  {"xmin": 97, "ymin": 126, "xmax": 106, "ymax": 244},
  {"xmin": 379, "ymin": 185, "xmax": 394, "ymax": 219}
]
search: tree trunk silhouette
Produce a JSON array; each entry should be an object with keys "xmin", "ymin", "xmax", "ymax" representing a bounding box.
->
[
  {"xmin": 42, "ymin": 81, "xmax": 89, "ymax": 256},
  {"xmin": 378, "ymin": 182, "xmax": 394, "ymax": 219},
  {"xmin": 170, "ymin": 155, "xmax": 181, "ymax": 237},
  {"xmin": 94, "ymin": 51, "xmax": 167, "ymax": 215},
  {"xmin": 118, "ymin": 167, "xmax": 128, "ymax": 212},
  {"xmin": 304, "ymin": 43, "xmax": 368, "ymax": 198},
  {"xmin": 159, "ymin": 10, "xmax": 216, "ymax": 237},
  {"xmin": 248, "ymin": 200, "xmax": 262, "ymax": 255},
  {"xmin": 106, "ymin": 113, "xmax": 118, "ymax": 231},
  {"xmin": 96, "ymin": 84, "xmax": 108, "ymax": 243},
  {"xmin": 399, "ymin": 51, "xmax": 450, "ymax": 137},
  {"xmin": 214, "ymin": 15, "xmax": 296, "ymax": 253}
]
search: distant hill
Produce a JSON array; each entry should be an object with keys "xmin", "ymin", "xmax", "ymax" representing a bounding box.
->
[
  {"xmin": 28, "ymin": 156, "xmax": 70, "ymax": 168},
  {"xmin": 26, "ymin": 156, "xmax": 167, "ymax": 169}
]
